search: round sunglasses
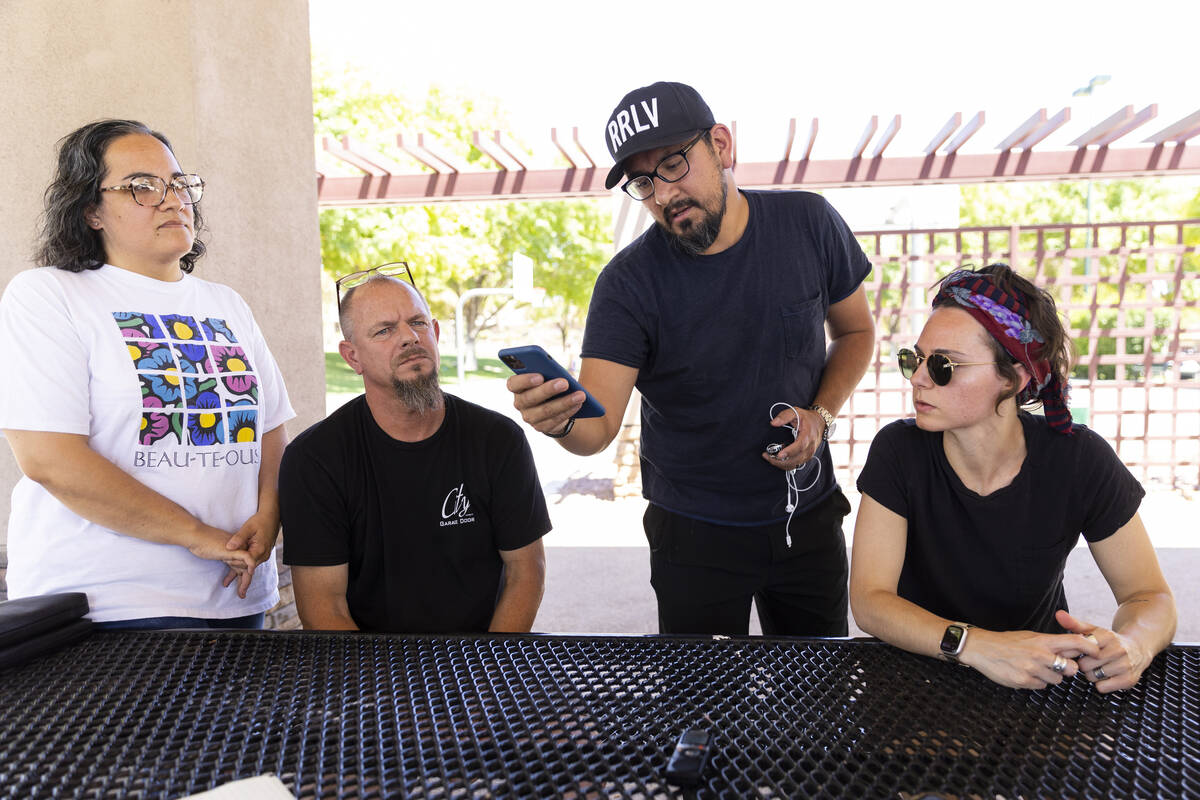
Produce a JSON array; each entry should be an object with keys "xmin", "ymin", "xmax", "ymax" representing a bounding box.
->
[{"xmin": 896, "ymin": 348, "xmax": 1002, "ymax": 386}]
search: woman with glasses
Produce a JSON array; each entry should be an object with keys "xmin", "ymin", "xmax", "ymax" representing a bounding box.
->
[
  {"xmin": 0, "ymin": 119, "xmax": 294, "ymax": 629},
  {"xmin": 850, "ymin": 263, "xmax": 1174, "ymax": 691}
]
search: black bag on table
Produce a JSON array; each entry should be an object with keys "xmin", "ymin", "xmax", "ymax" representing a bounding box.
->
[{"xmin": 0, "ymin": 592, "xmax": 92, "ymax": 670}]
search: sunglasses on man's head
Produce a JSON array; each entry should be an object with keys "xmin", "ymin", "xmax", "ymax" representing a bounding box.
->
[
  {"xmin": 896, "ymin": 347, "xmax": 1002, "ymax": 386},
  {"xmin": 335, "ymin": 262, "xmax": 414, "ymax": 313}
]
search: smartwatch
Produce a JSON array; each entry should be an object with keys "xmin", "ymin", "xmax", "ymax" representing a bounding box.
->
[
  {"xmin": 808, "ymin": 404, "xmax": 836, "ymax": 440},
  {"xmin": 939, "ymin": 623, "xmax": 973, "ymax": 664}
]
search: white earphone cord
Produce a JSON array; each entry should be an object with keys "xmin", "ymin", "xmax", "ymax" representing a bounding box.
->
[{"xmin": 769, "ymin": 402, "xmax": 822, "ymax": 548}]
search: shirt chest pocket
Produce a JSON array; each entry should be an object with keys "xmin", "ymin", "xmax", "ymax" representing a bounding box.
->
[{"xmin": 781, "ymin": 297, "xmax": 826, "ymax": 361}]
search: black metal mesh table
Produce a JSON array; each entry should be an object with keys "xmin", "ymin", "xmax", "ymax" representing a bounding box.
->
[{"xmin": 2, "ymin": 632, "xmax": 1198, "ymax": 799}]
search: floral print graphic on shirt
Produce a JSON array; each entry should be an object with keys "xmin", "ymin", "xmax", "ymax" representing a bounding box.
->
[
  {"xmin": 115, "ymin": 312, "xmax": 259, "ymax": 446},
  {"xmin": 227, "ymin": 409, "xmax": 258, "ymax": 443},
  {"xmin": 114, "ymin": 311, "xmax": 167, "ymax": 340},
  {"xmin": 173, "ymin": 343, "xmax": 213, "ymax": 374},
  {"xmin": 200, "ymin": 317, "xmax": 238, "ymax": 344},
  {"xmin": 140, "ymin": 395, "xmax": 184, "ymax": 446}
]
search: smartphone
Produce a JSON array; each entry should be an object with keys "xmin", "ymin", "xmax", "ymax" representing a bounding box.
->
[
  {"xmin": 664, "ymin": 728, "xmax": 711, "ymax": 786},
  {"xmin": 498, "ymin": 345, "xmax": 605, "ymax": 418}
]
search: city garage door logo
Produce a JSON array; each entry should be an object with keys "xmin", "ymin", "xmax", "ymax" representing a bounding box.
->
[{"xmin": 440, "ymin": 483, "xmax": 476, "ymax": 528}]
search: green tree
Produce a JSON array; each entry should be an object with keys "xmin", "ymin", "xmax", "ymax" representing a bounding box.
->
[
  {"xmin": 1186, "ymin": 186, "xmax": 1200, "ymax": 260},
  {"xmin": 312, "ymin": 59, "xmax": 612, "ymax": 364},
  {"xmin": 960, "ymin": 178, "xmax": 1200, "ymax": 381},
  {"xmin": 494, "ymin": 201, "xmax": 611, "ymax": 360},
  {"xmin": 959, "ymin": 178, "xmax": 1179, "ymax": 228}
]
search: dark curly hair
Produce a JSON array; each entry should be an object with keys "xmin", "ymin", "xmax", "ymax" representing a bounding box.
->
[
  {"xmin": 933, "ymin": 262, "xmax": 1074, "ymax": 411},
  {"xmin": 35, "ymin": 119, "xmax": 206, "ymax": 273}
]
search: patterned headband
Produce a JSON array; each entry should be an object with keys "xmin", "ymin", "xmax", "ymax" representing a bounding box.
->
[{"xmin": 932, "ymin": 269, "xmax": 1073, "ymax": 435}]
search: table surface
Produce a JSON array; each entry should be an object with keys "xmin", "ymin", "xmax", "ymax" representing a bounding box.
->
[{"xmin": 2, "ymin": 631, "xmax": 1198, "ymax": 799}]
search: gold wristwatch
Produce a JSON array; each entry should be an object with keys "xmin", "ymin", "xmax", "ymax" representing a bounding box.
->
[{"xmin": 808, "ymin": 404, "xmax": 836, "ymax": 440}]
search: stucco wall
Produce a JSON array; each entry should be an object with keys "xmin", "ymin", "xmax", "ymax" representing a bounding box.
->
[{"xmin": 0, "ymin": 0, "xmax": 325, "ymax": 601}]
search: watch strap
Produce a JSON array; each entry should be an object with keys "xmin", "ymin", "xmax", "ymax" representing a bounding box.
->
[
  {"xmin": 808, "ymin": 404, "xmax": 835, "ymax": 440},
  {"xmin": 543, "ymin": 417, "xmax": 575, "ymax": 439}
]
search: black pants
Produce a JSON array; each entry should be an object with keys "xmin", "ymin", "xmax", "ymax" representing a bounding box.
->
[{"xmin": 643, "ymin": 488, "xmax": 851, "ymax": 636}]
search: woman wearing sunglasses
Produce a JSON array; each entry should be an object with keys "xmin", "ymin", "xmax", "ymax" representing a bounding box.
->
[
  {"xmin": 0, "ymin": 120, "xmax": 294, "ymax": 629},
  {"xmin": 850, "ymin": 263, "xmax": 1174, "ymax": 692}
]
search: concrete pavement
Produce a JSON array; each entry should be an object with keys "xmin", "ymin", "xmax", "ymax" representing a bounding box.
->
[{"xmin": 533, "ymin": 494, "xmax": 1199, "ymax": 641}]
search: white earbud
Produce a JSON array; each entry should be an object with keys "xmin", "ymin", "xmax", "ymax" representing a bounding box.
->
[{"xmin": 768, "ymin": 402, "xmax": 822, "ymax": 547}]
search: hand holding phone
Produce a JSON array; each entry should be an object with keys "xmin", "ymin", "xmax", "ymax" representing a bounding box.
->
[{"xmin": 498, "ymin": 345, "xmax": 605, "ymax": 418}]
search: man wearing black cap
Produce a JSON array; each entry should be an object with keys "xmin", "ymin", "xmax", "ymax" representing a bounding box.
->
[{"xmin": 508, "ymin": 81, "xmax": 875, "ymax": 636}]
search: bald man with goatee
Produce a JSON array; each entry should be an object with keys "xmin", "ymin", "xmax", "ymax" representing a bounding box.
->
[{"xmin": 281, "ymin": 272, "xmax": 549, "ymax": 633}]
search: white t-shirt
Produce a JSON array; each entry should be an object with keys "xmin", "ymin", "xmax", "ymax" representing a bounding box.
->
[{"xmin": 0, "ymin": 265, "xmax": 295, "ymax": 621}]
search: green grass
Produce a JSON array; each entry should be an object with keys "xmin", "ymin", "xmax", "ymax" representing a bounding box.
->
[
  {"xmin": 325, "ymin": 353, "xmax": 362, "ymax": 394},
  {"xmin": 325, "ymin": 352, "xmax": 510, "ymax": 393}
]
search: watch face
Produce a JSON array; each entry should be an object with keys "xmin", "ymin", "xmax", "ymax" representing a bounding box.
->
[{"xmin": 940, "ymin": 624, "xmax": 966, "ymax": 654}]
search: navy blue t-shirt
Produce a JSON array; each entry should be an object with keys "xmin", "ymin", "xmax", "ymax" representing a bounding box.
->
[
  {"xmin": 582, "ymin": 190, "xmax": 871, "ymax": 524},
  {"xmin": 856, "ymin": 414, "xmax": 1145, "ymax": 633}
]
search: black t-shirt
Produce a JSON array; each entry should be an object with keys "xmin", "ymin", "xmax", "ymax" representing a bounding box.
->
[
  {"xmin": 581, "ymin": 189, "xmax": 872, "ymax": 525},
  {"xmin": 855, "ymin": 413, "xmax": 1145, "ymax": 633},
  {"xmin": 279, "ymin": 393, "xmax": 551, "ymax": 633}
]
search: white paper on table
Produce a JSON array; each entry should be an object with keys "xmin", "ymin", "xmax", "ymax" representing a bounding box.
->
[{"xmin": 174, "ymin": 774, "xmax": 294, "ymax": 799}]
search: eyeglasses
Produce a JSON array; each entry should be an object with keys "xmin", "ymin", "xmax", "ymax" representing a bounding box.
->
[
  {"xmin": 897, "ymin": 348, "xmax": 1002, "ymax": 386},
  {"xmin": 100, "ymin": 174, "xmax": 205, "ymax": 207},
  {"xmin": 335, "ymin": 262, "xmax": 415, "ymax": 313},
  {"xmin": 620, "ymin": 131, "xmax": 707, "ymax": 201}
]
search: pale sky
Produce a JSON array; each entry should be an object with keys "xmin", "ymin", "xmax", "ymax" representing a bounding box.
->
[{"xmin": 309, "ymin": 0, "xmax": 1198, "ymax": 163}]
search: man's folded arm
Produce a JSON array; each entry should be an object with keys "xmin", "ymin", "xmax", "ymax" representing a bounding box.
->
[
  {"xmin": 291, "ymin": 563, "xmax": 358, "ymax": 630},
  {"xmin": 489, "ymin": 539, "xmax": 546, "ymax": 633}
]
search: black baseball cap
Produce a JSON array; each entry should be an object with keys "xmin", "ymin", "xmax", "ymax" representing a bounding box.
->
[{"xmin": 603, "ymin": 81, "xmax": 716, "ymax": 190}]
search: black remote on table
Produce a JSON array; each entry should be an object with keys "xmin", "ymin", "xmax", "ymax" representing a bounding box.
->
[{"xmin": 665, "ymin": 728, "xmax": 711, "ymax": 786}]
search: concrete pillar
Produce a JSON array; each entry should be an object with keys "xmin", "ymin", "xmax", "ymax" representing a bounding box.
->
[{"xmin": 0, "ymin": 0, "xmax": 325, "ymax": 600}]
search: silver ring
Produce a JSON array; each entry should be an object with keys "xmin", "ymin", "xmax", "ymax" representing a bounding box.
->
[
  {"xmin": 1051, "ymin": 655, "xmax": 1067, "ymax": 674},
  {"xmin": 1094, "ymin": 666, "xmax": 1108, "ymax": 680}
]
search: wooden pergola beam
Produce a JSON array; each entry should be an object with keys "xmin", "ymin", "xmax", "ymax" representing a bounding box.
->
[
  {"xmin": 316, "ymin": 145, "xmax": 1200, "ymax": 207},
  {"xmin": 315, "ymin": 106, "xmax": 1200, "ymax": 207}
]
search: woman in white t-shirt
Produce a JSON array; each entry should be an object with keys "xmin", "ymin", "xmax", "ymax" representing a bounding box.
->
[{"xmin": 0, "ymin": 119, "xmax": 295, "ymax": 629}]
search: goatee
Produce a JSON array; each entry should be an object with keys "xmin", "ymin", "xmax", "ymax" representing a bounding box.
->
[
  {"xmin": 392, "ymin": 370, "xmax": 443, "ymax": 414},
  {"xmin": 662, "ymin": 178, "xmax": 728, "ymax": 257}
]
